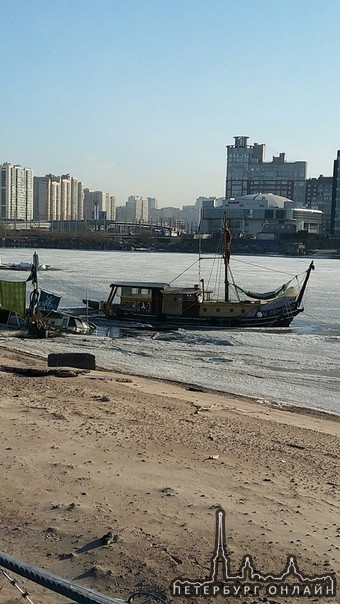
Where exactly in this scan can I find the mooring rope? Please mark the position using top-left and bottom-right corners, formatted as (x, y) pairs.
(0, 551), (125, 604)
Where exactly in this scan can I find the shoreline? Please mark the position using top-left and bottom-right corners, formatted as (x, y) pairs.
(1, 341), (340, 423)
(2, 234), (340, 256)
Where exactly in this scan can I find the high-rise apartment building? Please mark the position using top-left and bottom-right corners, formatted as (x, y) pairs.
(126, 196), (154, 222)
(331, 150), (340, 236)
(116, 196), (156, 224)
(69, 176), (83, 220)
(226, 136), (306, 204)
(83, 189), (116, 221)
(305, 175), (333, 234)
(33, 174), (84, 221)
(33, 174), (60, 221)
(0, 162), (33, 223)
(108, 196), (116, 221)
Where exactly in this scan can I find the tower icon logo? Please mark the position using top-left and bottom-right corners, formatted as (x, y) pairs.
(171, 509), (336, 598)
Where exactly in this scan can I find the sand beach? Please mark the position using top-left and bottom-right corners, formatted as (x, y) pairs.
(0, 345), (339, 603)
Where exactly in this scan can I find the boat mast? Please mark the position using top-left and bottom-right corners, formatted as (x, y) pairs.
(223, 151), (231, 303)
(198, 231), (202, 284)
(223, 213), (231, 302)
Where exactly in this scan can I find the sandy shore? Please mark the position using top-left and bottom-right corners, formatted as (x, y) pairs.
(0, 346), (339, 603)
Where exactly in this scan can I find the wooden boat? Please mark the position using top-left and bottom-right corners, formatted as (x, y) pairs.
(103, 217), (315, 329)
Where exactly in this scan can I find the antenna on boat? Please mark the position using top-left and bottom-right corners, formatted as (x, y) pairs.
(85, 290), (89, 323)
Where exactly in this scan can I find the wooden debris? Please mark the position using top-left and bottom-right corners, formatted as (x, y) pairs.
(0, 365), (88, 378)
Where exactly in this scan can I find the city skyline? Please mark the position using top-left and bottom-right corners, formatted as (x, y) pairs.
(2, 0), (340, 207)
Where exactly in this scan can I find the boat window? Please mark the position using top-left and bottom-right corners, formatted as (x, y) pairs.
(134, 288), (150, 297)
(121, 287), (150, 298)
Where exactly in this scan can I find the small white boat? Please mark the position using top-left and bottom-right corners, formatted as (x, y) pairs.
(0, 260), (50, 271)
(40, 311), (97, 335)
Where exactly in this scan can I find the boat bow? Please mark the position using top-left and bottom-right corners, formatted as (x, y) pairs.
(296, 261), (315, 307)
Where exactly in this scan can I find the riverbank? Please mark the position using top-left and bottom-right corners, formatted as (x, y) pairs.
(2, 229), (340, 255)
(0, 347), (339, 603)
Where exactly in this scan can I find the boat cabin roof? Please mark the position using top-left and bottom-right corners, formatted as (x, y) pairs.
(161, 286), (200, 295)
(109, 281), (169, 290)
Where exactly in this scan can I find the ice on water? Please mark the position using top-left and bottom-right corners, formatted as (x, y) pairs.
(1, 248), (339, 415)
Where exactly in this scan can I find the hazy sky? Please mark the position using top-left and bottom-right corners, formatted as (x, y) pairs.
(2, 0), (340, 207)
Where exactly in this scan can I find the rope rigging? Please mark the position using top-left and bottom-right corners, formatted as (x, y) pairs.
(169, 258), (199, 284)
(167, 224), (310, 303)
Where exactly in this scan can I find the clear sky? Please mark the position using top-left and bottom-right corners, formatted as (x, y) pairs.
(2, 0), (340, 207)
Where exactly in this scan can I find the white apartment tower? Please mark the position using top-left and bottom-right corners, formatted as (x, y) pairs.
(126, 196), (146, 222)
(125, 196), (156, 222)
(108, 195), (116, 220)
(0, 163), (33, 223)
(33, 174), (84, 221)
(33, 175), (60, 221)
(83, 189), (116, 221)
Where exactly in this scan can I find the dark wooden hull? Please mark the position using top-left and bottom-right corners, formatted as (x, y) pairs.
(108, 302), (303, 329)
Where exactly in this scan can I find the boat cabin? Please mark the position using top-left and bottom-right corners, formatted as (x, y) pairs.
(161, 286), (201, 317)
(106, 282), (168, 318)
(105, 281), (202, 319)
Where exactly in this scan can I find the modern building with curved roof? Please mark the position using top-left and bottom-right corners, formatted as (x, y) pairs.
(227, 192), (294, 209)
(199, 193), (322, 237)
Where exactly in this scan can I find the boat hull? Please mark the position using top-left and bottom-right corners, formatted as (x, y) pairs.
(106, 302), (303, 329)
